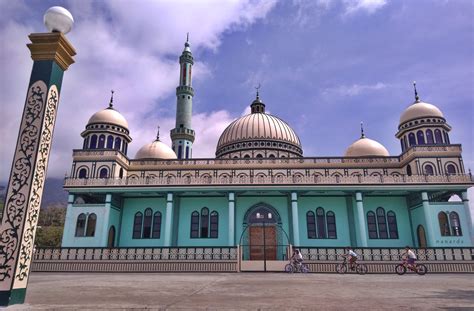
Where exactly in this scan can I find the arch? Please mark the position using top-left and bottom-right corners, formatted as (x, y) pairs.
(210, 211), (219, 238)
(201, 207), (209, 238)
(142, 208), (153, 238)
(444, 131), (450, 144)
(417, 225), (427, 248)
(243, 202), (282, 225)
(326, 211), (337, 239)
(243, 154), (251, 159)
(85, 213), (97, 237)
(449, 212), (462, 236)
(423, 164), (435, 175)
(185, 146), (190, 159)
(114, 137), (122, 150)
(178, 145), (182, 159)
(99, 167), (108, 179)
(190, 211), (199, 238)
(367, 211), (377, 239)
(256, 154), (263, 158)
(434, 129), (443, 144)
(406, 165), (412, 176)
(107, 226), (116, 248)
(83, 136), (89, 149)
(98, 134), (106, 148)
(403, 136), (408, 151)
(438, 211), (450, 236)
(376, 207), (388, 239)
(78, 168), (88, 179)
(75, 213), (86, 237)
(152, 211), (162, 238)
(316, 207), (326, 239)
(106, 135), (114, 149)
(408, 133), (416, 146)
(400, 139), (405, 152)
(268, 154), (276, 158)
(119, 168), (124, 179)
(426, 129), (434, 144)
(387, 211), (398, 239)
(90, 135), (98, 149)
(446, 163), (457, 175)
(133, 212), (143, 239)
(416, 130), (425, 145)
(306, 211), (316, 238)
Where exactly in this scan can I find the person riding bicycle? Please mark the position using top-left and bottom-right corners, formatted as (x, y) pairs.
(402, 246), (417, 270)
(291, 249), (303, 268)
(344, 247), (358, 270)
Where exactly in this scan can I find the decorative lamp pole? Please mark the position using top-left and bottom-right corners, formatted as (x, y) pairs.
(0, 6), (76, 306)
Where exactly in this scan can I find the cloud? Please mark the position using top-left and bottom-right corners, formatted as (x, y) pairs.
(323, 82), (388, 97)
(0, 0), (277, 182)
(342, 0), (388, 15)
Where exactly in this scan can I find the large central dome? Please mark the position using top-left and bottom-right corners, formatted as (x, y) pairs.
(216, 94), (302, 158)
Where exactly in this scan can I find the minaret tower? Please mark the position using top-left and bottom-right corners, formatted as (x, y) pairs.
(170, 34), (195, 159)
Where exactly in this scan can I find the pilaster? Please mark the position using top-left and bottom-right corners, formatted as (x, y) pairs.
(291, 192), (300, 246)
(421, 191), (436, 246)
(461, 191), (474, 245)
(228, 192), (235, 246)
(164, 193), (174, 246)
(355, 192), (368, 247)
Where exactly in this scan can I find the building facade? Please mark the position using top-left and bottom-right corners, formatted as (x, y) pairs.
(61, 39), (473, 257)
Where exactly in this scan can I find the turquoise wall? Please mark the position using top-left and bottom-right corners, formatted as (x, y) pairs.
(409, 205), (426, 247)
(61, 204), (108, 247)
(177, 196), (228, 246)
(108, 206), (121, 246)
(427, 203), (471, 247)
(119, 197), (167, 247)
(363, 196), (412, 247)
(298, 196), (351, 247)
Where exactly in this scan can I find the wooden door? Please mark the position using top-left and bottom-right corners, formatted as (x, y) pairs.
(107, 226), (115, 248)
(417, 225), (427, 248)
(249, 226), (277, 260)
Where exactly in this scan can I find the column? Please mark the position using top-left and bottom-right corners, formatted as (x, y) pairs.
(228, 192), (235, 246)
(461, 191), (474, 245)
(355, 192), (368, 247)
(61, 194), (75, 247)
(101, 194), (112, 246)
(0, 13), (76, 306)
(421, 191), (435, 246)
(164, 193), (174, 246)
(291, 192), (300, 246)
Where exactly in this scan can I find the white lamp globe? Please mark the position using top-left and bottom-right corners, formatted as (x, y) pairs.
(44, 6), (74, 34)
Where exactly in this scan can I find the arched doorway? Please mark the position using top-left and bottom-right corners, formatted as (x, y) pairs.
(417, 225), (427, 248)
(107, 226), (116, 248)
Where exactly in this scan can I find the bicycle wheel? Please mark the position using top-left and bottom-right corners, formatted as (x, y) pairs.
(301, 264), (309, 274)
(336, 263), (347, 274)
(356, 264), (368, 275)
(395, 264), (406, 275)
(415, 264), (427, 275)
(285, 263), (294, 273)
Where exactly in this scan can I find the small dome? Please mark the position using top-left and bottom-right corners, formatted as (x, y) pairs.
(88, 107), (129, 130)
(399, 100), (444, 125)
(135, 140), (176, 160)
(345, 137), (389, 157)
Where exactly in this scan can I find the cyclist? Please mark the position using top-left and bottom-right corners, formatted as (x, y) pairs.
(291, 249), (304, 269)
(344, 247), (358, 270)
(402, 246), (417, 270)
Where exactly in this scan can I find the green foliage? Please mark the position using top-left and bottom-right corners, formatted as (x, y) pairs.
(35, 226), (63, 247)
(35, 204), (66, 247)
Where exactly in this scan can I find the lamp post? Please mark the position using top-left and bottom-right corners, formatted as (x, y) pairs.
(0, 6), (76, 306)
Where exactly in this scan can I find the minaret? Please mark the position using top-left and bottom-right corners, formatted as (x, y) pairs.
(170, 34), (195, 159)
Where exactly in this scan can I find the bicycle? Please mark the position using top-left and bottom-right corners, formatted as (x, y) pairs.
(395, 258), (427, 275)
(336, 256), (368, 275)
(285, 260), (309, 273)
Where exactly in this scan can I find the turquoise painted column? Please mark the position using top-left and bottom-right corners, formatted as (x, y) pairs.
(228, 192), (235, 246)
(164, 193), (174, 246)
(461, 191), (474, 245)
(291, 192), (300, 246)
(421, 192), (436, 246)
(61, 194), (75, 247)
(101, 194), (112, 246)
(355, 192), (368, 247)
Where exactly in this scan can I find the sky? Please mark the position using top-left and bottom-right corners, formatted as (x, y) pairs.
(0, 0), (473, 189)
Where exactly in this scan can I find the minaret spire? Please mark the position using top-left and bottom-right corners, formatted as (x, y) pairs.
(156, 125), (160, 141)
(250, 84), (265, 113)
(413, 81), (420, 102)
(108, 90), (114, 108)
(360, 121), (365, 138)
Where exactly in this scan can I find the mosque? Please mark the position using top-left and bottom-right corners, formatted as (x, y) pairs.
(61, 38), (473, 258)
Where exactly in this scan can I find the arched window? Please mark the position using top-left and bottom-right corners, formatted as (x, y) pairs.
(98, 134), (106, 148)
(449, 212), (462, 236)
(152, 211), (162, 238)
(83, 137), (88, 149)
(446, 164), (456, 175)
(244, 154), (250, 158)
(316, 207), (326, 239)
(306, 211), (316, 239)
(201, 207), (209, 238)
(106, 135), (114, 149)
(387, 211), (398, 239)
(403, 136), (408, 151)
(178, 145), (182, 159)
(114, 137), (121, 150)
(85, 213), (96, 237)
(406, 165), (412, 176)
(268, 154), (276, 158)
(438, 212), (450, 236)
(376, 207), (388, 239)
(210, 211), (219, 238)
(426, 129), (434, 144)
(90, 135), (97, 149)
(434, 129), (443, 144)
(416, 130), (425, 145)
(367, 211), (377, 239)
(424, 164), (434, 175)
(99, 168), (108, 178)
(400, 139), (405, 152)
(326, 211), (337, 239)
(78, 168), (87, 179)
(119, 168), (124, 179)
(133, 212), (143, 239)
(185, 146), (190, 159)
(256, 154), (263, 158)
(75, 213), (86, 237)
(190, 211), (199, 238)
(408, 133), (416, 146)
(444, 131), (450, 144)
(142, 208), (152, 238)
(122, 142), (127, 154)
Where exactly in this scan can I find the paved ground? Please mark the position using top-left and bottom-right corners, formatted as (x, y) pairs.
(6, 272), (474, 310)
